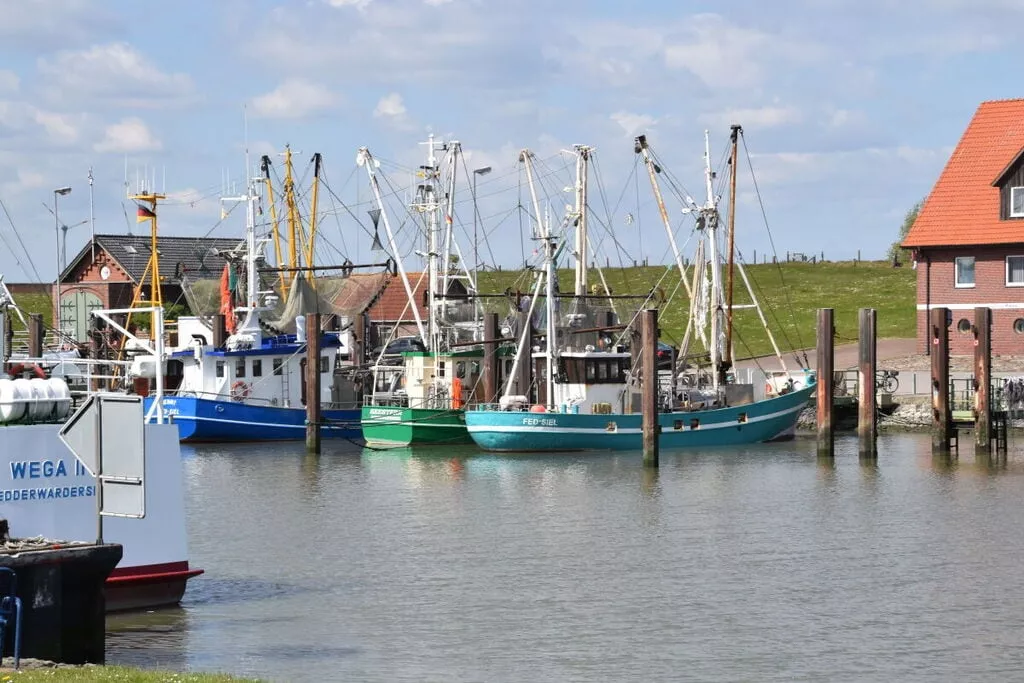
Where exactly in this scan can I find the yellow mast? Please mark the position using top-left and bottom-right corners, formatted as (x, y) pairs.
(261, 155), (287, 299)
(127, 191), (166, 339)
(283, 146), (300, 276)
(306, 153), (322, 289)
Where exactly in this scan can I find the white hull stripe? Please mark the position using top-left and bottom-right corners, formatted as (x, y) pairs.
(165, 415), (354, 431)
(467, 403), (805, 435)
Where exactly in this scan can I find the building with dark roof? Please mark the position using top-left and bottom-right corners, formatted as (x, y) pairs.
(57, 233), (242, 341)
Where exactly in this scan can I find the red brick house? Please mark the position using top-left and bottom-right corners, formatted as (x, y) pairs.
(366, 271), (467, 343)
(902, 98), (1024, 355)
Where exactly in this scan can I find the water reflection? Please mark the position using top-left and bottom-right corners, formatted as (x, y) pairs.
(110, 432), (1024, 682)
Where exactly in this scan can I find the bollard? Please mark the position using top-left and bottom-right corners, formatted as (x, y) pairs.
(305, 313), (322, 454)
(816, 308), (834, 455)
(640, 309), (659, 467)
(930, 307), (951, 451)
(974, 307), (991, 452)
(858, 308), (877, 457)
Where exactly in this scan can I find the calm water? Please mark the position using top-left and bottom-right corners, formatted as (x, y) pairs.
(106, 434), (1024, 682)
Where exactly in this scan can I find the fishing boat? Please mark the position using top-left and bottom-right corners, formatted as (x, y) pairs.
(465, 128), (815, 452)
(141, 171), (363, 442)
(0, 286), (202, 611)
(358, 137), (484, 447)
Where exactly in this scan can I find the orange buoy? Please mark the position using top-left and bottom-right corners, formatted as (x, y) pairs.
(529, 404), (546, 413)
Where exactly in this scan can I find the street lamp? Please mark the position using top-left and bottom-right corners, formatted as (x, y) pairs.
(53, 186), (71, 336)
(472, 167), (491, 278)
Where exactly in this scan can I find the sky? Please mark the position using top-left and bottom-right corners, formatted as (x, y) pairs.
(0, 0), (1022, 283)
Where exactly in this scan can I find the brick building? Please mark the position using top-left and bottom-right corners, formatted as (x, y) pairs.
(902, 98), (1024, 355)
(57, 234), (241, 342)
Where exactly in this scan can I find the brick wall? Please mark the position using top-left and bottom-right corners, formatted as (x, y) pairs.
(916, 245), (1024, 354)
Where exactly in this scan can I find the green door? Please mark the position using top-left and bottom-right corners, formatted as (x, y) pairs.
(59, 290), (102, 342)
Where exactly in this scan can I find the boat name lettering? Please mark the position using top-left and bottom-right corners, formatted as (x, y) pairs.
(522, 417), (558, 427)
(0, 485), (96, 503)
(368, 408), (403, 420)
(8, 459), (88, 480)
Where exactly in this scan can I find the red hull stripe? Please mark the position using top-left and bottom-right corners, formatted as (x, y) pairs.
(107, 560), (204, 585)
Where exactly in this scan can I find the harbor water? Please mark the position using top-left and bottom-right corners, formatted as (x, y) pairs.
(107, 434), (1024, 682)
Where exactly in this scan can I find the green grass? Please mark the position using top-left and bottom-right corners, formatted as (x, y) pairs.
(11, 292), (52, 329)
(0, 666), (257, 682)
(478, 260), (916, 359)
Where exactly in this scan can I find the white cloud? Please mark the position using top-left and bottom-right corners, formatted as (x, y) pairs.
(373, 92), (416, 130)
(250, 79), (339, 119)
(37, 42), (194, 106)
(32, 110), (80, 144)
(610, 111), (657, 137)
(699, 104), (803, 130)
(94, 117), (162, 154)
(0, 70), (18, 93)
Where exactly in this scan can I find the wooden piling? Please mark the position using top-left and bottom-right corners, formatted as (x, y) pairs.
(974, 307), (992, 452)
(305, 312), (322, 454)
(640, 308), (659, 467)
(930, 307), (951, 451)
(28, 313), (43, 357)
(482, 312), (499, 404)
(858, 308), (877, 456)
(212, 313), (226, 348)
(353, 311), (366, 367)
(816, 308), (834, 455)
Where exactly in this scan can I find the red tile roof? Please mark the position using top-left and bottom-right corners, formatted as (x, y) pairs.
(903, 99), (1024, 248)
(368, 271), (430, 322)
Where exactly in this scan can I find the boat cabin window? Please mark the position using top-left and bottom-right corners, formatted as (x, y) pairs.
(252, 359), (262, 377)
(273, 359), (283, 376)
(471, 361), (480, 378)
(216, 361), (225, 378)
(456, 361), (466, 379)
(562, 357), (626, 385)
(235, 359), (246, 378)
(319, 356), (329, 374)
(438, 361), (446, 378)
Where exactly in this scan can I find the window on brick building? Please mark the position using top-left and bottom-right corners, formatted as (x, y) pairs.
(957, 318), (971, 333)
(955, 256), (975, 288)
(1007, 256), (1024, 286)
(1012, 187), (1024, 218)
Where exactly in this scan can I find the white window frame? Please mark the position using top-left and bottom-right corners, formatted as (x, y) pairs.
(1012, 187), (1024, 218)
(954, 256), (975, 288)
(1006, 255), (1024, 287)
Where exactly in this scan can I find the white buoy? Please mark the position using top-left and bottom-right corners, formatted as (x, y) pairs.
(47, 377), (71, 420)
(0, 378), (26, 424)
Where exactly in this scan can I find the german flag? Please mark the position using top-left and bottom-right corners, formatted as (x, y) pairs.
(136, 204), (155, 222)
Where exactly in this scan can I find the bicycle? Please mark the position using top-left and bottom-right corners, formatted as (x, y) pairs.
(876, 370), (899, 393)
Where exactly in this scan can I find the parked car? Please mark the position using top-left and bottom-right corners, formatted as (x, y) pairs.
(372, 336), (427, 359)
(656, 341), (677, 369)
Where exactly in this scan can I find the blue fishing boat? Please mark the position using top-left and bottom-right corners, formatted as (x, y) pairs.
(142, 178), (362, 442)
(465, 128), (815, 453)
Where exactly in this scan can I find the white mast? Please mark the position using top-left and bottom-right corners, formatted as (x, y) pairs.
(572, 144), (591, 297)
(221, 179), (263, 348)
(88, 167), (96, 263)
(702, 130), (724, 392)
(520, 150), (556, 405)
(358, 147), (428, 343)
(417, 134), (444, 353)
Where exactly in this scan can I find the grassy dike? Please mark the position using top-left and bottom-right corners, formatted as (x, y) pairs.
(478, 260), (916, 359)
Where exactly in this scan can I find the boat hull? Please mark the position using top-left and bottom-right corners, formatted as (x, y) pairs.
(144, 395), (362, 442)
(361, 405), (471, 447)
(465, 384), (814, 452)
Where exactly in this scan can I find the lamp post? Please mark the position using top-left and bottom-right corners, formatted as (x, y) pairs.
(53, 186), (71, 335)
(472, 166), (491, 279)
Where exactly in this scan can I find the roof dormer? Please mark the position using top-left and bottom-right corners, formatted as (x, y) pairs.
(992, 146), (1024, 220)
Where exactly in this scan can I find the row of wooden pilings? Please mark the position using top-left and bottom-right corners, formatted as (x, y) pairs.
(816, 306), (1001, 457)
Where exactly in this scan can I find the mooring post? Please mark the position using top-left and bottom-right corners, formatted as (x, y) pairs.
(816, 308), (834, 455)
(212, 313), (226, 348)
(306, 312), (322, 454)
(858, 308), (877, 456)
(353, 311), (366, 367)
(640, 308), (659, 467)
(974, 306), (992, 452)
(28, 313), (43, 358)
(483, 312), (499, 404)
(930, 307), (951, 451)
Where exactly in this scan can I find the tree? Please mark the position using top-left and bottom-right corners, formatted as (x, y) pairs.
(888, 199), (924, 263)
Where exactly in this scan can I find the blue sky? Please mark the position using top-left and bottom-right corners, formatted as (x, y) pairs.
(0, 0), (1022, 282)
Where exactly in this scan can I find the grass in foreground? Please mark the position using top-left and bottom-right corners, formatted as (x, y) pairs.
(478, 260), (916, 360)
(1, 666), (259, 682)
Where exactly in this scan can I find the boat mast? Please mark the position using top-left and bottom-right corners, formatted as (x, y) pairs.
(573, 144), (591, 297)
(417, 134), (444, 353)
(701, 130), (724, 392)
(721, 124), (741, 384)
(357, 147), (428, 343)
(261, 155), (286, 299)
(283, 146), (300, 276)
(306, 153), (322, 288)
(520, 150), (556, 405)
(440, 141), (460, 309)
